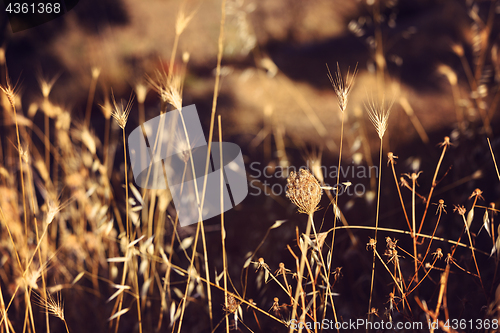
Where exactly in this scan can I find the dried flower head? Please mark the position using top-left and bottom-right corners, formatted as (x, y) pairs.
(404, 171), (423, 186)
(365, 97), (393, 139)
(366, 237), (377, 251)
(434, 199), (447, 214)
(111, 91), (134, 129)
(387, 152), (398, 165)
(432, 248), (443, 260)
(223, 294), (240, 314)
(438, 136), (452, 147)
(286, 169), (322, 214)
(453, 205), (467, 216)
(469, 188), (484, 201)
(327, 63), (358, 113)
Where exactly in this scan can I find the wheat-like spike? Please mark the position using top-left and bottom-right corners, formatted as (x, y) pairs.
(327, 62), (358, 112)
(0, 75), (20, 107)
(365, 97), (393, 139)
(111, 90), (134, 129)
(34, 291), (65, 321)
(148, 70), (183, 111)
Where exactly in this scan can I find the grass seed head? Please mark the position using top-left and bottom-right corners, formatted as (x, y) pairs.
(365, 97), (393, 140)
(286, 169), (322, 215)
(0, 75), (20, 108)
(111, 91), (134, 129)
(327, 62), (358, 113)
(34, 291), (65, 322)
(149, 70), (183, 111)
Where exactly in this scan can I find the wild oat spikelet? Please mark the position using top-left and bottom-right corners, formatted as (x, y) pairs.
(286, 169), (322, 214)
(34, 291), (65, 321)
(327, 63), (358, 112)
(149, 70), (183, 111)
(0, 75), (20, 107)
(366, 97), (393, 139)
(111, 91), (134, 129)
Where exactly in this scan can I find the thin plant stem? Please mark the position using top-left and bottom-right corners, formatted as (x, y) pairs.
(113, 128), (131, 333)
(123, 129), (129, 240)
(218, 116), (230, 333)
(45, 111), (49, 172)
(417, 140), (449, 239)
(487, 138), (500, 181)
(389, 155), (411, 232)
(368, 137), (383, 319)
(411, 174), (419, 284)
(5, 87), (29, 243)
(186, 0), (227, 330)
(408, 205), (444, 288)
(84, 74), (99, 127)
(289, 212), (313, 333)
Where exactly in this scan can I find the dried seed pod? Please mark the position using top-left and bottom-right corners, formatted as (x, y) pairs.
(286, 169), (322, 215)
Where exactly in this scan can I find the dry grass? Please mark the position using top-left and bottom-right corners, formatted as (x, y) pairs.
(1, 1), (500, 333)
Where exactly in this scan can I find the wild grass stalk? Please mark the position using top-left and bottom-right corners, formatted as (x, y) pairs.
(1, 77), (28, 240)
(405, 171), (422, 284)
(324, 63), (356, 326)
(180, 1), (227, 330)
(109, 92), (136, 333)
(34, 291), (70, 333)
(285, 169), (321, 332)
(218, 116), (231, 333)
(365, 96), (392, 319)
(23, 144), (51, 333)
(0, 283), (10, 333)
(487, 138), (500, 181)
